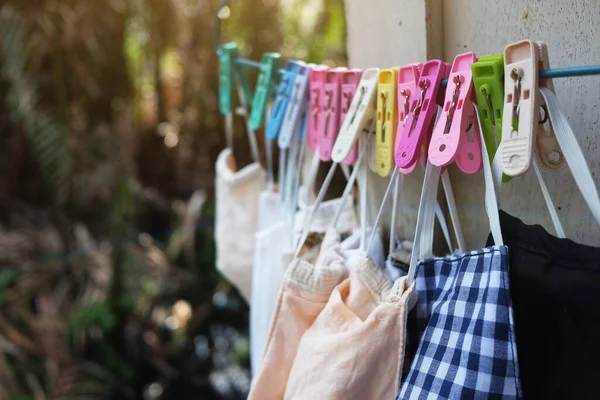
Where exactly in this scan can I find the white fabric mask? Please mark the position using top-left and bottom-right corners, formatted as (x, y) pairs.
(214, 148), (266, 303)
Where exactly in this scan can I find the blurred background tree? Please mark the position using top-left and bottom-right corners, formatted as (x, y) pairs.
(0, 0), (347, 399)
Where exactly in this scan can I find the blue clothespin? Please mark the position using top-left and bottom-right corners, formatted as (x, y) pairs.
(265, 61), (301, 140)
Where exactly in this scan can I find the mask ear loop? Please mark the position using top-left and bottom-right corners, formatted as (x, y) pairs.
(234, 66), (260, 165)
(265, 104), (275, 190)
(293, 161), (339, 258)
(295, 120), (374, 258)
(406, 105), (505, 286)
(286, 106), (310, 247)
(536, 88), (600, 235)
(331, 141), (368, 231)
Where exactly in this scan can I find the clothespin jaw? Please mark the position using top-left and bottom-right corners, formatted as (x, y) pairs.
(395, 60), (450, 170)
(340, 69), (363, 165)
(429, 52), (482, 173)
(279, 62), (311, 149)
(534, 42), (565, 170)
(375, 67), (399, 177)
(472, 54), (504, 160)
(218, 43), (239, 116)
(249, 52), (281, 130)
(501, 40), (538, 176)
(266, 61), (300, 141)
(308, 66), (329, 153)
(319, 68), (345, 161)
(331, 68), (380, 163)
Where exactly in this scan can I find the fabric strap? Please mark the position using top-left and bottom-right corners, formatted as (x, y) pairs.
(234, 69), (260, 164)
(540, 87), (600, 230)
(407, 105), (503, 284)
(532, 157), (566, 238)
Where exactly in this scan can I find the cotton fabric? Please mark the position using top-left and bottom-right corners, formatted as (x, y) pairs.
(487, 211), (600, 399)
(214, 148), (266, 302)
(248, 229), (348, 400)
(284, 258), (416, 400)
(339, 228), (385, 273)
(249, 192), (357, 375)
(399, 246), (522, 400)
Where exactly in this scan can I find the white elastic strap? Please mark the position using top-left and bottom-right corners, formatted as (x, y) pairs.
(359, 129), (375, 252)
(341, 164), (351, 181)
(279, 148), (288, 218)
(285, 128), (304, 244)
(407, 161), (441, 284)
(366, 167), (398, 255)
(359, 152), (368, 252)
(492, 142), (504, 195)
(388, 170), (403, 255)
(234, 78), (260, 164)
(540, 87), (600, 229)
(441, 171), (466, 252)
(532, 157), (566, 238)
(294, 162), (338, 257)
(433, 201), (453, 256)
(225, 113), (233, 151)
(265, 106), (274, 189)
(332, 144), (367, 230)
(305, 149), (321, 205)
(476, 104), (503, 246)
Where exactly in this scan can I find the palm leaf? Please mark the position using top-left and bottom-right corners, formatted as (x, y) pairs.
(0, 6), (71, 207)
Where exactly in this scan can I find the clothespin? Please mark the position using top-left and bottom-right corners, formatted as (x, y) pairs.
(472, 54), (505, 160)
(340, 69), (363, 165)
(331, 68), (380, 163)
(501, 40), (539, 176)
(308, 66), (329, 152)
(395, 60), (450, 170)
(429, 52), (482, 174)
(395, 63), (422, 174)
(319, 67), (346, 161)
(278, 62), (311, 149)
(374, 67), (399, 177)
(266, 61), (301, 140)
(249, 52), (281, 130)
(534, 42), (565, 170)
(218, 43), (239, 117)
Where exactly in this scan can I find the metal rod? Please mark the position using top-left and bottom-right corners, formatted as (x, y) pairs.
(539, 65), (600, 79)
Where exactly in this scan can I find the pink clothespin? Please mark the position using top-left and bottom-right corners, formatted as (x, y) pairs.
(339, 69), (363, 165)
(319, 67), (346, 161)
(396, 63), (422, 174)
(308, 66), (329, 153)
(395, 60), (450, 170)
(428, 52), (482, 174)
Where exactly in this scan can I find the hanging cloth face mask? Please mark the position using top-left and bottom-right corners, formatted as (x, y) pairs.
(280, 134), (416, 400)
(398, 106), (521, 400)
(486, 89), (600, 399)
(215, 59), (266, 303)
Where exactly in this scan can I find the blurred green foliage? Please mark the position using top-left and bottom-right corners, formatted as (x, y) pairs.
(0, 0), (348, 399)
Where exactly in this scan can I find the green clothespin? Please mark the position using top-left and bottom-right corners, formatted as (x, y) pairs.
(236, 59), (254, 109)
(218, 42), (239, 116)
(249, 53), (281, 130)
(472, 54), (511, 182)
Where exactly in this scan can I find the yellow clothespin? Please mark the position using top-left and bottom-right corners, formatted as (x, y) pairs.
(375, 67), (399, 177)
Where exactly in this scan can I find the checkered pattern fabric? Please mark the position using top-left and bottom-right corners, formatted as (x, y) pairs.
(398, 245), (522, 399)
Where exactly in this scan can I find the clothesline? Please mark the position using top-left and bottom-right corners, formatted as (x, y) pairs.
(233, 57), (600, 86)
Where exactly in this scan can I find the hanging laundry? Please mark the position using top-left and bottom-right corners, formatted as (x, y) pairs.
(284, 260), (415, 400)
(398, 246), (521, 399)
(248, 229), (348, 400)
(214, 148), (266, 302)
(487, 211), (600, 399)
(250, 189), (357, 374)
